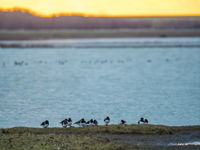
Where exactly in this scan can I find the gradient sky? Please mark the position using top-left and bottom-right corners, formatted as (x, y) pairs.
(0, 0), (200, 16)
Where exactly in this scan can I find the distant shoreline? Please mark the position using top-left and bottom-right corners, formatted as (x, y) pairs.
(1, 34), (200, 48)
(0, 29), (200, 41)
(0, 34), (200, 48)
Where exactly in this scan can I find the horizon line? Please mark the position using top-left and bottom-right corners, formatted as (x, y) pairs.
(1, 7), (200, 18)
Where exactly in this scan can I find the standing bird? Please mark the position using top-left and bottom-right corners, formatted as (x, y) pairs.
(94, 119), (98, 126)
(138, 117), (144, 124)
(80, 118), (87, 127)
(60, 119), (68, 128)
(138, 117), (148, 124)
(87, 119), (94, 126)
(67, 118), (72, 127)
(41, 120), (49, 128)
(74, 118), (82, 126)
(120, 120), (126, 125)
(74, 118), (86, 127)
(144, 119), (148, 124)
(104, 116), (110, 126)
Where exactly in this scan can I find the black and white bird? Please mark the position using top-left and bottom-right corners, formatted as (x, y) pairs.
(67, 118), (72, 127)
(60, 119), (68, 128)
(86, 119), (95, 126)
(138, 117), (148, 124)
(41, 120), (49, 128)
(94, 119), (98, 126)
(104, 116), (110, 126)
(120, 120), (126, 125)
(80, 118), (87, 127)
(74, 119), (81, 126)
(74, 118), (86, 127)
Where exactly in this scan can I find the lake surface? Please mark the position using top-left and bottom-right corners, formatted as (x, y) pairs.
(0, 38), (200, 128)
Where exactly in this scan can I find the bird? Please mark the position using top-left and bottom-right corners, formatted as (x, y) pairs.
(144, 119), (148, 124)
(104, 116), (110, 126)
(94, 119), (98, 126)
(86, 119), (94, 126)
(41, 120), (49, 128)
(60, 119), (68, 128)
(67, 118), (72, 127)
(74, 118), (86, 127)
(74, 119), (81, 126)
(138, 117), (144, 124)
(120, 120), (126, 125)
(80, 118), (87, 127)
(138, 117), (148, 124)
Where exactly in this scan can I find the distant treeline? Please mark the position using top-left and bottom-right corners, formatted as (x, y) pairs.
(0, 10), (200, 30)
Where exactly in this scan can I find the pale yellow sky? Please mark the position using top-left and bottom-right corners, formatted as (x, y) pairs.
(0, 0), (200, 16)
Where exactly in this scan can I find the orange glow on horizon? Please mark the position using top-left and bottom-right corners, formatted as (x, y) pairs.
(0, 0), (200, 17)
(1, 7), (200, 18)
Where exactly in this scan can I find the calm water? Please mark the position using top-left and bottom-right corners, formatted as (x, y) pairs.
(0, 38), (200, 128)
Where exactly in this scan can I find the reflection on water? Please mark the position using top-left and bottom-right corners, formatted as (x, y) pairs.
(1, 37), (200, 48)
(0, 38), (200, 128)
(169, 141), (200, 146)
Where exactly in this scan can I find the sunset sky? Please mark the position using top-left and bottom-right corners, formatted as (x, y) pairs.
(0, 0), (200, 16)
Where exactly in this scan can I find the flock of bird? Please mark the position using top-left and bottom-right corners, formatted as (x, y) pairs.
(40, 117), (149, 128)
(1, 58), (171, 67)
